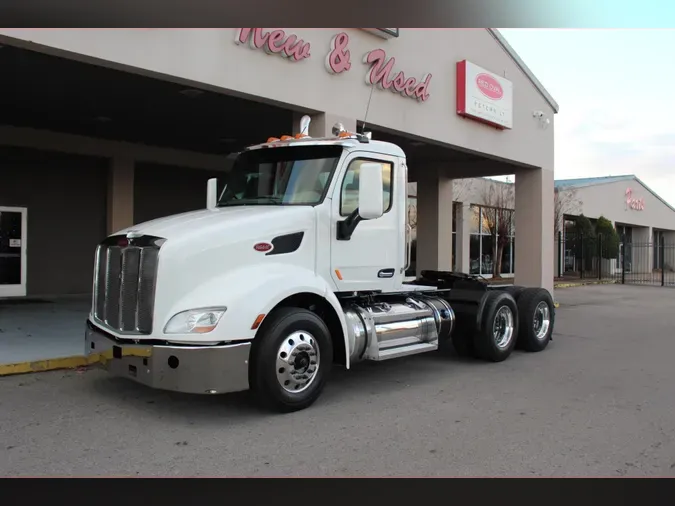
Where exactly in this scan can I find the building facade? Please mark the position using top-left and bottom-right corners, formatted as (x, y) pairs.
(407, 174), (675, 279)
(0, 28), (558, 299)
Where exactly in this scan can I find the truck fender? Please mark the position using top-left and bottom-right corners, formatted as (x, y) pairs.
(165, 263), (352, 369)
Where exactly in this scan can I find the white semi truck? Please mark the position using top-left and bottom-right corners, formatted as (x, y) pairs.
(85, 116), (555, 413)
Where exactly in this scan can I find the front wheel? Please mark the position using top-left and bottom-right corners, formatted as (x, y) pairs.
(249, 307), (333, 413)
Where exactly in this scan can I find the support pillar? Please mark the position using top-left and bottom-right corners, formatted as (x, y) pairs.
(292, 112), (357, 137)
(514, 168), (554, 293)
(415, 167), (454, 277)
(107, 157), (135, 235)
(455, 202), (472, 274)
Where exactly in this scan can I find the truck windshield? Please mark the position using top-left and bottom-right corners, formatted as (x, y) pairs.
(218, 145), (344, 206)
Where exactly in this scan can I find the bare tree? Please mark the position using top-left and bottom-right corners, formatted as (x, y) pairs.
(479, 180), (515, 278)
(452, 178), (474, 204)
(554, 186), (582, 234)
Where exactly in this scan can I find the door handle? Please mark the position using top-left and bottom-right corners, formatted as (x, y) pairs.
(378, 268), (395, 278)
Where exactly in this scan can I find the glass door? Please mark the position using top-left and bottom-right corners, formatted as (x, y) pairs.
(0, 207), (27, 297)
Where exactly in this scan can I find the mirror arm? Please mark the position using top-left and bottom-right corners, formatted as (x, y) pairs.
(336, 208), (363, 241)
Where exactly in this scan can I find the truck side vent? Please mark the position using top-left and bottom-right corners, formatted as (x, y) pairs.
(92, 235), (163, 335)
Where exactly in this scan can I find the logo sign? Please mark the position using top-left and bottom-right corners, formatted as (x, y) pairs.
(625, 188), (645, 211)
(456, 60), (513, 130)
(253, 242), (273, 252)
(476, 73), (503, 100)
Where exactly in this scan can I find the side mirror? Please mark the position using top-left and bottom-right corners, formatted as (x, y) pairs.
(206, 178), (218, 210)
(357, 163), (384, 220)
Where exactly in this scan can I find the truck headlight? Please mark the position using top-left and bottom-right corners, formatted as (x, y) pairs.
(164, 307), (227, 334)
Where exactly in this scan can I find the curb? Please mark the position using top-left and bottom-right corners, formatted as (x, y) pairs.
(0, 353), (102, 377)
(554, 280), (618, 289)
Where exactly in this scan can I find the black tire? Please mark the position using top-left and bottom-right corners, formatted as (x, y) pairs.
(473, 291), (519, 362)
(249, 307), (333, 413)
(503, 285), (526, 301)
(515, 288), (555, 352)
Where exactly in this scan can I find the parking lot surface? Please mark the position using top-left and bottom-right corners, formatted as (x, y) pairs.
(1, 284), (675, 477)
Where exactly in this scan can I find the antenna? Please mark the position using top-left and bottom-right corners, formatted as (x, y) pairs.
(361, 83), (375, 134)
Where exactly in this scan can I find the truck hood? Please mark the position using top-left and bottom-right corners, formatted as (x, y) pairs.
(115, 205), (314, 242)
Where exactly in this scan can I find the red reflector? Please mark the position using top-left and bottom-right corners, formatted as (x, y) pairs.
(118, 238), (129, 247)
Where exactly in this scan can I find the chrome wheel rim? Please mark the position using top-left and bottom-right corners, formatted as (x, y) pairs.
(533, 301), (551, 340)
(493, 306), (515, 349)
(276, 331), (320, 394)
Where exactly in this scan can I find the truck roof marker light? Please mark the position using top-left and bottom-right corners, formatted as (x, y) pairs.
(251, 314), (266, 330)
(280, 135), (293, 141)
(295, 133), (309, 139)
(267, 137), (280, 143)
(335, 269), (343, 280)
(332, 122), (346, 136)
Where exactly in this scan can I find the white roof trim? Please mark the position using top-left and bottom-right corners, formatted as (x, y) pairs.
(487, 29), (559, 114)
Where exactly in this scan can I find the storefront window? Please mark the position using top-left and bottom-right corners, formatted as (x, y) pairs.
(469, 205), (480, 235)
(469, 204), (515, 277)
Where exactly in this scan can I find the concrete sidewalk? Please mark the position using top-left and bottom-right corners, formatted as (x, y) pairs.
(0, 296), (89, 373)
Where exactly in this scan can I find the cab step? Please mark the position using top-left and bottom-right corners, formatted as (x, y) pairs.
(370, 342), (438, 361)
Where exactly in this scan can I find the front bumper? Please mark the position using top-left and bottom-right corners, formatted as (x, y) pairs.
(85, 320), (252, 395)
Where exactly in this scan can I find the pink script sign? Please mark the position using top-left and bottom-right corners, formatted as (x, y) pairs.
(235, 28), (311, 62)
(363, 48), (432, 102)
(234, 29), (432, 102)
(625, 188), (645, 211)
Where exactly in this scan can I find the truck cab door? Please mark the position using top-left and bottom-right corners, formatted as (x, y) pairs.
(329, 152), (402, 292)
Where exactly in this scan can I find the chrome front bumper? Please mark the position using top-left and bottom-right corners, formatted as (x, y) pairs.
(85, 320), (252, 395)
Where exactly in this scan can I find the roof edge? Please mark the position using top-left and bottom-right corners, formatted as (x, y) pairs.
(486, 29), (559, 114)
(557, 175), (675, 214)
(632, 175), (675, 214)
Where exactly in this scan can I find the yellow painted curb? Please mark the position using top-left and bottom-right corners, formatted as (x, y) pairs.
(0, 353), (102, 377)
(555, 280), (618, 289)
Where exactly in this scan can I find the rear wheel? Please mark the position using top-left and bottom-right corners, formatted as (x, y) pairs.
(515, 288), (555, 352)
(249, 307), (333, 413)
(473, 292), (519, 362)
(503, 285), (525, 301)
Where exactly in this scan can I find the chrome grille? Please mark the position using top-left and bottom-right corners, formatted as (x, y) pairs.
(93, 235), (163, 334)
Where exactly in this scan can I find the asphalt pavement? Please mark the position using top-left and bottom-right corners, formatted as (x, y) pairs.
(2, 284), (675, 477)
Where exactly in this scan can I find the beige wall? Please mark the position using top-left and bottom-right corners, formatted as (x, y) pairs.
(562, 180), (675, 230)
(0, 28), (555, 170)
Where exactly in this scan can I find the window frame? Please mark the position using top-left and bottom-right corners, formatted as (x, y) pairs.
(338, 157), (395, 218)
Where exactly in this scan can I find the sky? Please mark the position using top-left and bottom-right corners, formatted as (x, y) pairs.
(498, 29), (675, 207)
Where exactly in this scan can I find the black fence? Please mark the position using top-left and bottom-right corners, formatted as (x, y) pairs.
(556, 232), (675, 287)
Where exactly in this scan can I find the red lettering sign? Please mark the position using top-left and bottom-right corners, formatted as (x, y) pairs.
(625, 188), (645, 211)
(363, 49), (431, 101)
(235, 28), (311, 62)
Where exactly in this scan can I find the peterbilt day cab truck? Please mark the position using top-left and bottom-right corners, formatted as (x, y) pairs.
(85, 116), (555, 413)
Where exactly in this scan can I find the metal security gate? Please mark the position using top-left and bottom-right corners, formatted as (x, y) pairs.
(556, 230), (675, 288)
